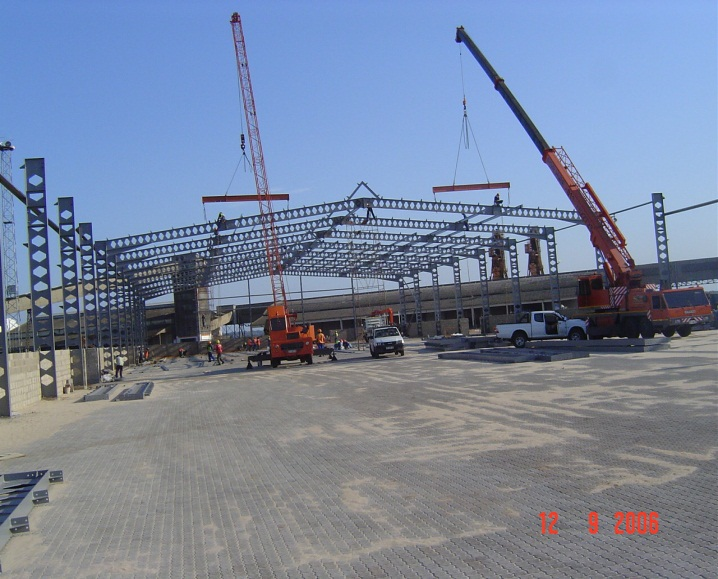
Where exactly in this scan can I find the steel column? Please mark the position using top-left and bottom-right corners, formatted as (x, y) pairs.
(58, 198), (83, 348)
(477, 249), (491, 334)
(94, 240), (112, 357)
(398, 279), (407, 333)
(412, 271), (423, 338)
(24, 158), (58, 398)
(452, 257), (464, 334)
(651, 192), (672, 289)
(79, 223), (99, 347)
(507, 240), (523, 321)
(544, 227), (561, 310)
(431, 267), (442, 336)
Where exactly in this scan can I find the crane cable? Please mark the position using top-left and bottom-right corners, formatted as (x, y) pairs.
(453, 49), (491, 188)
(216, 56), (254, 210)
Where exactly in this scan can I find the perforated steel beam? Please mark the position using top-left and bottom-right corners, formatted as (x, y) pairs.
(477, 249), (491, 334)
(507, 240), (523, 321)
(412, 271), (423, 338)
(79, 223), (99, 347)
(544, 227), (561, 310)
(431, 267), (441, 336)
(24, 158), (57, 398)
(651, 192), (672, 289)
(453, 257), (464, 334)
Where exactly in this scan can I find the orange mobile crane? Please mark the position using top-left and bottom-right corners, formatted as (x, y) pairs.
(456, 27), (712, 338)
(231, 13), (315, 366)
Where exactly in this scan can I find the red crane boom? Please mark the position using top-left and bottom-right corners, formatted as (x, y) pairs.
(231, 12), (287, 307)
(229, 13), (316, 367)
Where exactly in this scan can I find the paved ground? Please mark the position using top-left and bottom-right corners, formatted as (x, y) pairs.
(1, 332), (716, 578)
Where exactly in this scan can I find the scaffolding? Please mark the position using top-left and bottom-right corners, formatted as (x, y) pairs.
(0, 141), (22, 352)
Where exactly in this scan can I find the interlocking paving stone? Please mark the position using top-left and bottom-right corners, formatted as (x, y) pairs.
(0, 333), (715, 577)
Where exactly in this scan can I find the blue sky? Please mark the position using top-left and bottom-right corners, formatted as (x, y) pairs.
(2, 0), (717, 304)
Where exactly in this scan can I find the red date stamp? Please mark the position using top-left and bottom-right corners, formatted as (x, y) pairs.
(539, 511), (659, 535)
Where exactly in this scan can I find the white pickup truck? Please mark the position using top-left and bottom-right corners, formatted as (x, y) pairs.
(495, 311), (588, 348)
(369, 326), (405, 358)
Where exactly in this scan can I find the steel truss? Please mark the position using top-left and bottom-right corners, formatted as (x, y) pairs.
(104, 185), (575, 310)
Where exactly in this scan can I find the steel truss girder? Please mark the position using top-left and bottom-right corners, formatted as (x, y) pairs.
(116, 225), (519, 294)
(104, 194), (580, 254)
(103, 189), (576, 300)
(126, 231), (519, 300)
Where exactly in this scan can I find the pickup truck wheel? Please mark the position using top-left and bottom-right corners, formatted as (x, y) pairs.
(270, 358), (280, 368)
(305, 355), (313, 365)
(677, 325), (692, 337)
(511, 331), (528, 348)
(567, 328), (586, 341)
(400, 350), (405, 356)
(662, 327), (676, 337)
(370, 347), (379, 358)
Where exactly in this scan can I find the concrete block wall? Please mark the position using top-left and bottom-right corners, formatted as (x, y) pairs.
(84, 349), (103, 386)
(55, 350), (72, 392)
(69, 350), (87, 388)
(8, 352), (42, 412)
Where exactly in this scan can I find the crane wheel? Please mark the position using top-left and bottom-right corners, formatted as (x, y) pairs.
(677, 325), (692, 337)
(621, 318), (640, 339)
(639, 318), (656, 339)
(662, 327), (676, 338)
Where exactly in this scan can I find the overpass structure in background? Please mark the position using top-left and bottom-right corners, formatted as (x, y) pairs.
(1, 162), (717, 416)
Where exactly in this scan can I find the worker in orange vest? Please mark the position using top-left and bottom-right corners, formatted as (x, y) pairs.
(316, 329), (326, 350)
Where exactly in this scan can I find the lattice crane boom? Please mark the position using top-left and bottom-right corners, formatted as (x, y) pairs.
(231, 12), (287, 308)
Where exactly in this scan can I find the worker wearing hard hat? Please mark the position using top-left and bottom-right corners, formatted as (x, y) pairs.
(316, 329), (326, 350)
(215, 339), (224, 365)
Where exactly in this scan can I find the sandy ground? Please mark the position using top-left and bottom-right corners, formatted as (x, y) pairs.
(0, 388), (99, 453)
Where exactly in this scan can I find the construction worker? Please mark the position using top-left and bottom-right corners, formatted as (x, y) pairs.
(215, 340), (224, 365)
(114, 352), (124, 379)
(316, 329), (326, 350)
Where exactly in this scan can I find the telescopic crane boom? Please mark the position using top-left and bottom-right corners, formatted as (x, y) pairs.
(455, 26), (712, 339)
(456, 27), (636, 290)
